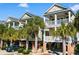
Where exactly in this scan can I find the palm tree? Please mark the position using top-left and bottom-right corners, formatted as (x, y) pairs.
(18, 26), (29, 50)
(67, 23), (76, 40)
(73, 10), (79, 44)
(5, 27), (17, 46)
(73, 10), (79, 54)
(66, 23), (77, 55)
(59, 23), (69, 55)
(0, 24), (7, 48)
(59, 23), (76, 55)
(27, 16), (45, 52)
(50, 28), (60, 37)
(74, 10), (79, 32)
(49, 27), (61, 52)
(50, 23), (73, 55)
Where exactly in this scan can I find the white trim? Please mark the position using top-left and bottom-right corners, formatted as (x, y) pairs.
(43, 17), (46, 23)
(44, 3), (67, 15)
(13, 22), (15, 27)
(44, 29), (49, 31)
(77, 32), (79, 41)
(44, 4), (54, 14)
(8, 23), (10, 28)
(54, 14), (57, 31)
(55, 14), (57, 25)
(68, 11), (71, 22)
(43, 29), (45, 42)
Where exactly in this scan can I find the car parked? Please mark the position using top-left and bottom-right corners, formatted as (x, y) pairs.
(6, 45), (19, 52)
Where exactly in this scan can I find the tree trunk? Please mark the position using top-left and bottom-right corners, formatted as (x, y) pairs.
(48, 42), (51, 50)
(43, 41), (46, 52)
(10, 40), (12, 46)
(38, 42), (40, 49)
(32, 41), (35, 52)
(35, 35), (38, 52)
(0, 40), (3, 48)
(5, 42), (8, 48)
(67, 43), (72, 55)
(67, 43), (75, 55)
(43, 29), (47, 52)
(62, 39), (66, 55)
(26, 40), (28, 50)
(19, 41), (21, 47)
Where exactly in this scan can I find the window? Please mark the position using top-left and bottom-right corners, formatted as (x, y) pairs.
(15, 22), (19, 26)
(45, 31), (49, 36)
(10, 22), (13, 26)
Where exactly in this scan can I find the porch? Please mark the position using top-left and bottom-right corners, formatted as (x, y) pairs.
(45, 18), (69, 28)
(44, 9), (75, 28)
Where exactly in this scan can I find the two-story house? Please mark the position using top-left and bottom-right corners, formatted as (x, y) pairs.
(5, 12), (42, 50)
(6, 12), (35, 30)
(43, 4), (75, 54)
(0, 4), (77, 54)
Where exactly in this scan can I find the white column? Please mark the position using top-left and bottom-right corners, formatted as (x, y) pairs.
(38, 27), (41, 39)
(54, 14), (57, 31)
(19, 22), (23, 28)
(25, 20), (27, 24)
(8, 23), (10, 28)
(68, 11), (71, 22)
(19, 22), (21, 26)
(43, 29), (45, 42)
(26, 40), (28, 50)
(77, 32), (79, 42)
(13, 22), (15, 27)
(43, 17), (46, 23)
(43, 29), (47, 52)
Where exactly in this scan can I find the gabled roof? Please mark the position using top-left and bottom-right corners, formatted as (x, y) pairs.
(0, 21), (6, 24)
(54, 4), (67, 9)
(20, 12), (35, 20)
(44, 3), (75, 16)
(45, 3), (68, 14)
(7, 17), (19, 22)
(25, 12), (35, 17)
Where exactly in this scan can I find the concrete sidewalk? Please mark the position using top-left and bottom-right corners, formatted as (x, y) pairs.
(0, 49), (22, 55)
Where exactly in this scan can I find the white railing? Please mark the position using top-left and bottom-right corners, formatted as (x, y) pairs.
(46, 20), (55, 25)
(45, 36), (73, 43)
(45, 36), (62, 42)
(45, 18), (69, 28)
(12, 26), (20, 30)
(61, 19), (69, 23)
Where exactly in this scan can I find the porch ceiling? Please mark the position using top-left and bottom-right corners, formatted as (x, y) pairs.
(44, 10), (69, 19)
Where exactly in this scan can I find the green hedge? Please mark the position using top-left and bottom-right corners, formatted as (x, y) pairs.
(18, 47), (31, 55)
(18, 47), (24, 53)
(22, 49), (31, 55)
(75, 44), (79, 54)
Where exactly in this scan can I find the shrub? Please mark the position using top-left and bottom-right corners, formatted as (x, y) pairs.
(18, 48), (24, 53)
(1, 45), (6, 50)
(22, 49), (31, 55)
(75, 44), (79, 54)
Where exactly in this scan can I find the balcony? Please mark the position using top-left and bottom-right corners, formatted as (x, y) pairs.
(45, 19), (69, 28)
(45, 36), (62, 42)
(45, 36), (73, 43)
(12, 26), (19, 30)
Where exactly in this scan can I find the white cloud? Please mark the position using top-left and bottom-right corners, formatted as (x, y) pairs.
(70, 4), (79, 13)
(18, 3), (28, 8)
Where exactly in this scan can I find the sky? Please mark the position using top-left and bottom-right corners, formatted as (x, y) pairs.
(0, 3), (79, 21)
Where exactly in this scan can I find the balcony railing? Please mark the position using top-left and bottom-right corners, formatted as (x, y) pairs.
(45, 19), (69, 27)
(45, 36), (73, 43)
(45, 36), (62, 42)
